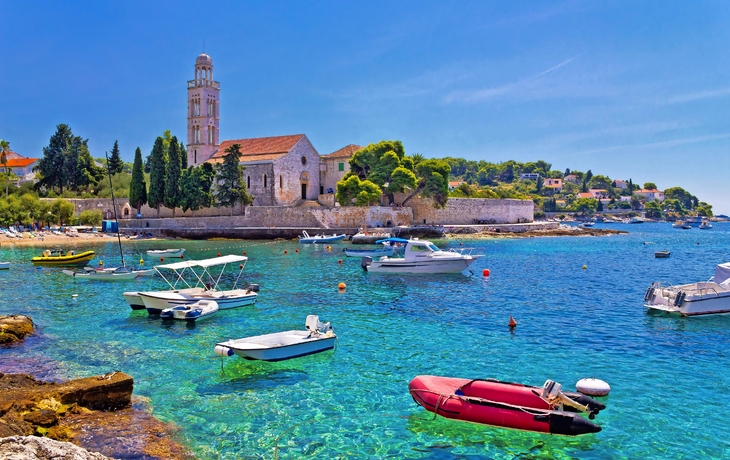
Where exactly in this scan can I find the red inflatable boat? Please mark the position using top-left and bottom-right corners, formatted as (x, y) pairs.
(408, 375), (604, 436)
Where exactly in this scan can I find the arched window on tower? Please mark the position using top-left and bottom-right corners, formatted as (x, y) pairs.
(247, 176), (250, 189)
(264, 174), (267, 188)
(194, 150), (197, 164)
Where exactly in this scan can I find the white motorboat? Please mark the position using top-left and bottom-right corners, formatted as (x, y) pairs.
(214, 315), (336, 361)
(138, 254), (258, 314)
(160, 300), (219, 322)
(628, 217), (644, 224)
(122, 287), (206, 310)
(298, 230), (347, 244)
(63, 266), (154, 280)
(147, 248), (186, 258)
(0, 262), (9, 270)
(644, 263), (730, 316)
(699, 220), (713, 230)
(578, 221), (595, 228)
(361, 238), (481, 274)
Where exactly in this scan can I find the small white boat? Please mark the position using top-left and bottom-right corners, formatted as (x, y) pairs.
(578, 221), (595, 228)
(361, 238), (481, 274)
(0, 262), (9, 270)
(123, 287), (207, 310)
(63, 266), (154, 280)
(147, 248), (186, 258)
(645, 263), (730, 316)
(298, 230), (347, 244)
(699, 221), (713, 230)
(160, 300), (219, 322)
(215, 315), (336, 361)
(628, 217), (644, 224)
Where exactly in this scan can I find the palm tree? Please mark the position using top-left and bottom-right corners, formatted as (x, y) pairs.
(0, 139), (9, 198)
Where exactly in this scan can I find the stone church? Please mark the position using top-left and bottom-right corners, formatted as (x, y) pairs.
(186, 53), (356, 207)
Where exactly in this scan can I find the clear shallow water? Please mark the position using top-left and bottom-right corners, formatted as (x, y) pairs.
(2, 224), (730, 459)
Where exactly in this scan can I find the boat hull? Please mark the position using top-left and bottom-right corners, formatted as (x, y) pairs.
(645, 283), (730, 316)
(140, 289), (257, 314)
(408, 375), (602, 436)
(299, 235), (347, 244)
(31, 250), (96, 266)
(0, 262), (9, 270)
(365, 256), (477, 273)
(147, 249), (185, 258)
(218, 331), (336, 361)
(64, 269), (153, 280)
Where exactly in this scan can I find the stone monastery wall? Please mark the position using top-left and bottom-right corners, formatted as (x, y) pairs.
(46, 197), (533, 228)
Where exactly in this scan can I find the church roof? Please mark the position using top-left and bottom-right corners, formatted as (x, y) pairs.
(209, 134), (305, 163)
(5, 158), (38, 168)
(324, 144), (363, 159)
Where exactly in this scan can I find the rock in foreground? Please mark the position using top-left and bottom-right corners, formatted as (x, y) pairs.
(0, 436), (111, 460)
(0, 315), (34, 345)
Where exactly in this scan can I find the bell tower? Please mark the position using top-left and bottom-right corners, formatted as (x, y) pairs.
(187, 53), (220, 166)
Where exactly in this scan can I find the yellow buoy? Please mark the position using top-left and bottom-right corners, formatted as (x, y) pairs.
(99, 260), (103, 266)
(582, 265), (587, 270)
(139, 259), (144, 265)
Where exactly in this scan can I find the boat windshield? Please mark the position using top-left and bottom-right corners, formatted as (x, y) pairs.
(427, 243), (440, 252)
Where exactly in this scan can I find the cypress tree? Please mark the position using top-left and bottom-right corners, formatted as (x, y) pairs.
(108, 140), (124, 174)
(164, 136), (182, 217)
(215, 144), (252, 215)
(180, 141), (188, 169)
(129, 147), (147, 214)
(148, 137), (167, 217)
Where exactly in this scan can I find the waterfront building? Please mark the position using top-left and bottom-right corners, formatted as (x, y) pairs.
(320, 144), (362, 195)
(207, 134), (321, 206)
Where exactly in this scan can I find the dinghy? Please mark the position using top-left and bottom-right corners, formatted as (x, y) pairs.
(160, 300), (219, 322)
(214, 315), (336, 361)
(31, 249), (96, 266)
(147, 248), (186, 258)
(408, 375), (604, 436)
(298, 230), (347, 244)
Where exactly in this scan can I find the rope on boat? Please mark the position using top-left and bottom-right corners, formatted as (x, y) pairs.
(408, 388), (554, 416)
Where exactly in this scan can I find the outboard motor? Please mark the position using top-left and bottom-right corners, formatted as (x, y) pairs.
(248, 284), (260, 292)
(361, 256), (372, 271)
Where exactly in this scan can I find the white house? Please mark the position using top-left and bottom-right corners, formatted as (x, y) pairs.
(520, 173), (541, 181)
(635, 189), (665, 202)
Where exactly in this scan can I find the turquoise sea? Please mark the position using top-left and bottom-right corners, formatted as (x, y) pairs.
(2, 223), (730, 459)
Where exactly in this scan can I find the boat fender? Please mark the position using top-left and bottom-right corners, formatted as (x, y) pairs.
(575, 378), (611, 397)
(673, 291), (686, 307)
(644, 286), (655, 301)
(214, 345), (233, 357)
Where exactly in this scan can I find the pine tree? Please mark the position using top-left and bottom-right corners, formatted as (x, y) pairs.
(215, 144), (252, 214)
(164, 136), (182, 217)
(129, 147), (147, 214)
(37, 124), (74, 193)
(108, 140), (124, 174)
(147, 137), (167, 217)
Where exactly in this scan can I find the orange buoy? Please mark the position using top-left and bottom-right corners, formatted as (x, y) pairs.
(284, 250), (288, 254)
(180, 254), (184, 259)
(160, 257), (164, 262)
(239, 264), (243, 269)
(483, 269), (490, 277)
(243, 251), (247, 256)
(295, 249), (299, 253)
(508, 315), (517, 328)
(217, 252), (221, 257)
(338, 259), (343, 264)
(338, 282), (346, 290)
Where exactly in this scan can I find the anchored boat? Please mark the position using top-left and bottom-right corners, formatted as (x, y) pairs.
(215, 315), (336, 361)
(409, 375), (604, 436)
(361, 238), (480, 274)
(298, 230), (347, 244)
(160, 300), (219, 322)
(31, 249), (95, 266)
(147, 248), (186, 258)
(644, 262), (730, 316)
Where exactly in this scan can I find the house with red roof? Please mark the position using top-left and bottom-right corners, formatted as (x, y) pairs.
(320, 144), (363, 195)
(1, 151), (39, 181)
(635, 189), (665, 202)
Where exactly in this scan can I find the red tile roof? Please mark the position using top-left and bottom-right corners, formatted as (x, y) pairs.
(5, 158), (37, 167)
(325, 144), (363, 159)
(209, 134), (305, 162)
(577, 192), (594, 198)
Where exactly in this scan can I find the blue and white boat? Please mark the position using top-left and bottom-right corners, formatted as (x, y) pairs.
(298, 230), (347, 244)
(343, 246), (396, 258)
(160, 300), (219, 322)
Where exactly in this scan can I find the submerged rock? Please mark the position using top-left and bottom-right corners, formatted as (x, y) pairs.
(0, 315), (34, 345)
(0, 436), (111, 460)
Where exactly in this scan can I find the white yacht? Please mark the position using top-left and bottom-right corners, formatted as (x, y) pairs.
(361, 238), (481, 274)
(644, 263), (730, 316)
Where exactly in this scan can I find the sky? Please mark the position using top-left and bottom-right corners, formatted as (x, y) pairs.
(1, 1), (729, 212)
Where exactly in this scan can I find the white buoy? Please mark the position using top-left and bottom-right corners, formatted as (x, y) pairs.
(72, 294), (78, 298)
(576, 378), (611, 396)
(214, 345), (233, 357)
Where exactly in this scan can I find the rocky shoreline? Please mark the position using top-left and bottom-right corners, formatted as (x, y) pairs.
(0, 315), (193, 459)
(445, 226), (627, 238)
